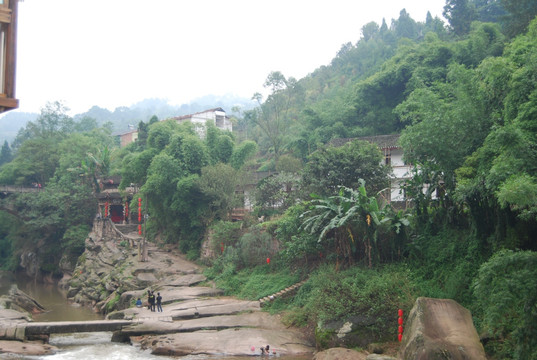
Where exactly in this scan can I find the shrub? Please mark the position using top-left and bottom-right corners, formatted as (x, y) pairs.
(105, 292), (121, 313)
(296, 264), (417, 340)
(239, 227), (273, 268)
(473, 249), (537, 360)
(208, 220), (243, 255)
(275, 204), (322, 268)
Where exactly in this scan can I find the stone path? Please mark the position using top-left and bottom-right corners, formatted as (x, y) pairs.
(81, 221), (315, 357)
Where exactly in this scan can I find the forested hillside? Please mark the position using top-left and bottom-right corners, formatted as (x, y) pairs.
(1, 0), (537, 358)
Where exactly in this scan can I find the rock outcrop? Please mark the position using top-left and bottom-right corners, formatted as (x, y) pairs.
(399, 297), (486, 360)
(0, 289), (55, 356)
(0, 285), (45, 315)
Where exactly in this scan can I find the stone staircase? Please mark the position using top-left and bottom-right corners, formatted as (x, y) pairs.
(258, 279), (308, 306)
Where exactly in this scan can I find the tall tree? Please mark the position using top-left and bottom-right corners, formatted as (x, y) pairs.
(443, 0), (477, 36)
(0, 140), (12, 166)
(501, 0), (537, 37)
(248, 71), (299, 161)
(391, 9), (419, 40)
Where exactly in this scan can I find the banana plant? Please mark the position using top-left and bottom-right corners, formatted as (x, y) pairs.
(301, 179), (390, 268)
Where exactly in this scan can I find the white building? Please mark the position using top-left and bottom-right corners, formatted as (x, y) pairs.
(171, 107), (233, 136)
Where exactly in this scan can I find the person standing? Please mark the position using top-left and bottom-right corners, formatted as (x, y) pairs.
(148, 291), (155, 312)
(156, 292), (163, 312)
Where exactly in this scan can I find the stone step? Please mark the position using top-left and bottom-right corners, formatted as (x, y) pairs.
(258, 279), (308, 306)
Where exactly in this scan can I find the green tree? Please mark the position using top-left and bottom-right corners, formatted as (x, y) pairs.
(197, 163), (239, 221)
(301, 140), (389, 197)
(501, 0), (537, 37)
(119, 148), (159, 189)
(147, 120), (178, 151)
(454, 18), (537, 246)
(248, 71), (300, 160)
(471, 0), (506, 23)
(397, 64), (492, 201)
(0, 140), (12, 166)
(229, 140), (257, 169)
(443, 0), (477, 36)
(361, 22), (379, 41)
(391, 9), (419, 40)
(15, 101), (74, 144)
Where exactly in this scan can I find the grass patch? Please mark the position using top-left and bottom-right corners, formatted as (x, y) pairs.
(208, 264), (301, 300)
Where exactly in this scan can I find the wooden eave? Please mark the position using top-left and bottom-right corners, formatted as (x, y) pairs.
(0, 0), (19, 113)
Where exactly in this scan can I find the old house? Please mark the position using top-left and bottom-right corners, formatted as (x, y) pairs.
(117, 129), (138, 148)
(170, 107), (232, 136)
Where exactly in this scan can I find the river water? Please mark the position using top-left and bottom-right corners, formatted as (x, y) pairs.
(1, 278), (310, 360)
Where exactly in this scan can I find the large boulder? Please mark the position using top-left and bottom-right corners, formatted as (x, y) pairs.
(5, 285), (46, 315)
(399, 297), (486, 360)
(315, 314), (378, 348)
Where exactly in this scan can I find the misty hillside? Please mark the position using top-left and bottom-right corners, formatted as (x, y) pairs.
(0, 94), (255, 144)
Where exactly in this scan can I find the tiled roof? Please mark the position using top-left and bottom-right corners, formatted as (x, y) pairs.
(170, 107), (225, 121)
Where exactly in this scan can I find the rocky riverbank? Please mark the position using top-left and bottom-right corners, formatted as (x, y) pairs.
(61, 220), (317, 357)
(0, 285), (57, 356)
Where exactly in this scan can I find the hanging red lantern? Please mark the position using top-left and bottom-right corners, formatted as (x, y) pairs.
(398, 333), (403, 342)
(138, 224), (142, 235)
(398, 317), (403, 325)
(398, 325), (403, 334)
(398, 309), (403, 317)
(266, 257), (270, 264)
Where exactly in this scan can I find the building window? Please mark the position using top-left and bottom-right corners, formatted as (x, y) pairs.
(216, 115), (224, 128)
(384, 149), (391, 165)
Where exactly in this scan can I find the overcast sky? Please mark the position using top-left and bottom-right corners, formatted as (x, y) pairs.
(13, 0), (446, 115)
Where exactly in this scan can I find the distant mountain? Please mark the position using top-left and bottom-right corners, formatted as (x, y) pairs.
(0, 94), (255, 144)
(76, 95), (255, 135)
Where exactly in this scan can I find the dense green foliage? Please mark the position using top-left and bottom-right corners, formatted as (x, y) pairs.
(117, 121), (257, 254)
(0, 102), (110, 273)
(2, 2), (537, 357)
(473, 250), (537, 359)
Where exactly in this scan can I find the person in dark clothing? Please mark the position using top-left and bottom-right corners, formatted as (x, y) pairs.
(148, 291), (155, 311)
(156, 292), (163, 312)
(260, 345), (270, 355)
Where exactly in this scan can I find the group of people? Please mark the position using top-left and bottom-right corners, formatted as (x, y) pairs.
(148, 290), (163, 312)
(135, 290), (162, 312)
